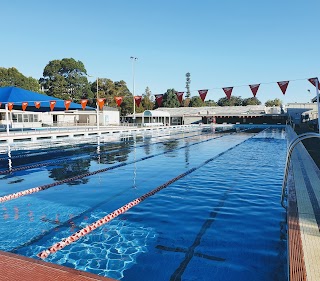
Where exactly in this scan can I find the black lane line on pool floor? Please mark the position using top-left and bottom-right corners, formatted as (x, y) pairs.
(168, 190), (230, 281)
(0, 129), (214, 175)
(10, 128), (263, 255)
(0, 129), (252, 203)
(0, 128), (205, 162)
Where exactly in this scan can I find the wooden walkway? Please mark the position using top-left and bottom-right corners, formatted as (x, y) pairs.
(0, 251), (117, 281)
(287, 127), (320, 280)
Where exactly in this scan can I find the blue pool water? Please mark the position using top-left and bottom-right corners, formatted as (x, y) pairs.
(0, 126), (287, 280)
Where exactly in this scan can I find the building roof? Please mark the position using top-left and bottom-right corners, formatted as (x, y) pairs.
(143, 110), (170, 117)
(0, 86), (95, 111)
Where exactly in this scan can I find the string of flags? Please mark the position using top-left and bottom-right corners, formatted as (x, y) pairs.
(1, 77), (319, 111)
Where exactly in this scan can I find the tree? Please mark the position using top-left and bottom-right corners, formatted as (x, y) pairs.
(217, 96), (243, 106)
(0, 67), (41, 92)
(40, 58), (94, 103)
(265, 98), (282, 107)
(204, 99), (217, 106)
(189, 96), (205, 107)
(142, 87), (154, 110)
(242, 97), (261, 106)
(162, 89), (180, 108)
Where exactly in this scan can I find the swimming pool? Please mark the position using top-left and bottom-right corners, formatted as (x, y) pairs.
(0, 126), (287, 280)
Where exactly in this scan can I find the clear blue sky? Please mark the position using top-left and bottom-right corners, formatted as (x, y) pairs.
(1, 0), (319, 105)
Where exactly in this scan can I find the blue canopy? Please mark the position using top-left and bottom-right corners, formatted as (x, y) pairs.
(0, 86), (95, 111)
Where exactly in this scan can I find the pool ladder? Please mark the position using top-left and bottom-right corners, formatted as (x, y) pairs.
(281, 132), (320, 209)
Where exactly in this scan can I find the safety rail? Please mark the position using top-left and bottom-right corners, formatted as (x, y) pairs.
(281, 132), (320, 209)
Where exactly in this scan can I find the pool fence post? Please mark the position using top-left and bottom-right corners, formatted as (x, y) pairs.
(316, 78), (320, 133)
(5, 103), (10, 136)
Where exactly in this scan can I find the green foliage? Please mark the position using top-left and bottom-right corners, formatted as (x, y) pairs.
(91, 78), (131, 107)
(162, 89), (181, 108)
(204, 99), (217, 106)
(40, 58), (93, 102)
(0, 67), (41, 92)
(217, 96), (243, 106)
(242, 97), (261, 106)
(142, 87), (154, 110)
(265, 98), (282, 107)
(189, 96), (205, 107)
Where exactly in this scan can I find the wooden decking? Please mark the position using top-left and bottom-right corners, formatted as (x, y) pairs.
(0, 251), (117, 281)
(287, 127), (320, 280)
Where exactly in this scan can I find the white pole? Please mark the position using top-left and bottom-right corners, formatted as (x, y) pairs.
(130, 57), (138, 123)
(96, 78), (100, 130)
(316, 78), (320, 133)
(5, 104), (9, 136)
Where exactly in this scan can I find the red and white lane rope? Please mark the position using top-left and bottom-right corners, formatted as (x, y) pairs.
(0, 130), (224, 204)
(37, 128), (261, 260)
(37, 166), (197, 259)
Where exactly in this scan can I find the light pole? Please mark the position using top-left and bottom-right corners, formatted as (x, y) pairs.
(130, 56), (138, 123)
(87, 74), (100, 130)
(96, 78), (100, 130)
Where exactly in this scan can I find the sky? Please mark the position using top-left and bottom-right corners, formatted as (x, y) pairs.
(1, 0), (319, 105)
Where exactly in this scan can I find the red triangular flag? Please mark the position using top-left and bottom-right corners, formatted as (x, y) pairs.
(81, 99), (88, 110)
(97, 98), (105, 110)
(8, 102), (14, 111)
(277, 81), (289, 95)
(249, 84), (260, 97)
(50, 101), (56, 111)
(175, 92), (184, 104)
(308, 77), (320, 90)
(64, 100), (71, 111)
(155, 94), (163, 107)
(134, 96), (142, 107)
(34, 101), (41, 109)
(198, 89), (208, 102)
(223, 87), (233, 100)
(114, 96), (123, 107)
(22, 102), (28, 111)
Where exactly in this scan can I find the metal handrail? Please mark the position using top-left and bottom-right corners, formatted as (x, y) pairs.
(281, 132), (320, 209)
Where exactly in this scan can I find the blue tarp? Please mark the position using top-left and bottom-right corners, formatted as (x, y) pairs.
(0, 86), (94, 111)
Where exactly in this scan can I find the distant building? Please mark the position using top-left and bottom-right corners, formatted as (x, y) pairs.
(127, 105), (287, 126)
(286, 103), (318, 125)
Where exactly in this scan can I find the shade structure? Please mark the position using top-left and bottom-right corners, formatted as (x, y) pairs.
(0, 87), (95, 111)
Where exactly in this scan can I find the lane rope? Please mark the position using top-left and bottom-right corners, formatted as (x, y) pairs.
(37, 128), (265, 259)
(0, 127), (202, 162)
(0, 129), (208, 174)
(0, 128), (245, 203)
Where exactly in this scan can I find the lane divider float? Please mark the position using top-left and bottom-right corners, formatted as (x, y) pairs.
(37, 128), (263, 259)
(0, 128), (250, 204)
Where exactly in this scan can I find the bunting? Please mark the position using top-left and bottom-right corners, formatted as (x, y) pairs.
(114, 96), (123, 107)
(277, 81), (289, 95)
(223, 87), (233, 100)
(64, 100), (71, 111)
(134, 96), (142, 107)
(97, 98), (105, 110)
(34, 102), (41, 109)
(81, 99), (88, 110)
(308, 77), (320, 90)
(249, 84), (260, 97)
(198, 89), (208, 102)
(22, 102), (28, 111)
(175, 92), (184, 104)
(155, 94), (163, 107)
(8, 102), (14, 111)
(49, 101), (56, 111)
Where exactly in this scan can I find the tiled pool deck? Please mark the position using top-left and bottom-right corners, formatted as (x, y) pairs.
(0, 250), (117, 281)
(287, 127), (320, 280)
